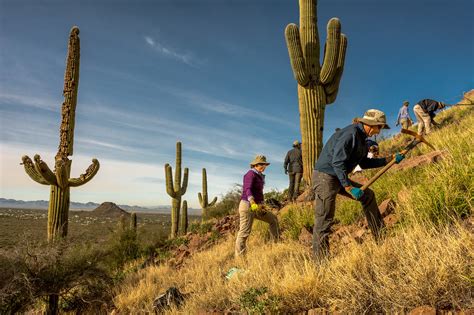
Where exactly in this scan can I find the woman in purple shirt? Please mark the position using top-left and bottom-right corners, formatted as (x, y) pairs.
(235, 155), (280, 257)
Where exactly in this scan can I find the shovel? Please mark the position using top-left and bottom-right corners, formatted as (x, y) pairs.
(361, 129), (435, 191)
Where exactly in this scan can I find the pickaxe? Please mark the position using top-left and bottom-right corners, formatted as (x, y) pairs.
(361, 129), (436, 190)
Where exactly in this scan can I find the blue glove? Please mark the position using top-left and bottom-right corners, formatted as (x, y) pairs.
(346, 187), (364, 200)
(394, 153), (405, 164)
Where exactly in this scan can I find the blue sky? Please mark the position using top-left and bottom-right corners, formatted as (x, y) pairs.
(1, 0), (473, 207)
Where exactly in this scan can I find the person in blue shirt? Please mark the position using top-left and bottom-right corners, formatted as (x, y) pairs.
(396, 101), (413, 130)
(312, 109), (404, 260)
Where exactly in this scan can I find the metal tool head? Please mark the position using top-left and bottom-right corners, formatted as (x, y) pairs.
(400, 129), (436, 150)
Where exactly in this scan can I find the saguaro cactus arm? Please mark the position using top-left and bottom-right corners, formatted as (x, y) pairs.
(21, 156), (50, 185)
(285, 24), (309, 86)
(68, 159), (100, 187)
(165, 164), (176, 198)
(320, 18), (342, 84)
(325, 34), (347, 103)
(33, 155), (58, 185)
(180, 168), (189, 195)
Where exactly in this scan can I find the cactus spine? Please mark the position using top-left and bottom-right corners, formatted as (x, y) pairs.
(285, 0), (347, 184)
(165, 142), (189, 238)
(180, 200), (188, 235)
(198, 168), (217, 221)
(21, 27), (100, 242)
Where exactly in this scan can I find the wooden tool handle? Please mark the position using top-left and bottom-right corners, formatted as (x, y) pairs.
(361, 159), (397, 191)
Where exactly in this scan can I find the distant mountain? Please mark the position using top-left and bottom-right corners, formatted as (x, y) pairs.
(0, 198), (201, 215)
(92, 202), (130, 217)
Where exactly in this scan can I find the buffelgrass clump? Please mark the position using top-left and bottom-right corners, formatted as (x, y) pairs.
(114, 221), (473, 313)
(279, 204), (314, 240)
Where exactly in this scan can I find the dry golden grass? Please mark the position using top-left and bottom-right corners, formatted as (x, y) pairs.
(114, 221), (473, 313)
(114, 106), (474, 313)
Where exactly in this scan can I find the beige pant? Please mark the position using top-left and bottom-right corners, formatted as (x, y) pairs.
(413, 104), (432, 135)
(235, 200), (280, 256)
(399, 118), (411, 129)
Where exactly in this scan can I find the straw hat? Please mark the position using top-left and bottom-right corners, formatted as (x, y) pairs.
(250, 155), (270, 168)
(293, 140), (301, 146)
(357, 109), (390, 129)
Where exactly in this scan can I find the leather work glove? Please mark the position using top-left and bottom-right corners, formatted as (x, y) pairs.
(345, 186), (364, 200)
(394, 152), (405, 164)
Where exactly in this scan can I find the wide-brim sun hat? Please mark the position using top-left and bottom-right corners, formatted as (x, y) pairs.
(357, 109), (390, 129)
(293, 140), (301, 146)
(250, 155), (270, 168)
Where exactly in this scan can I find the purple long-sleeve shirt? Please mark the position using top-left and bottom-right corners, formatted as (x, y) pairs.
(241, 169), (265, 204)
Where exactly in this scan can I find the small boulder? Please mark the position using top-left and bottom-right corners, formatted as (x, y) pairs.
(384, 213), (399, 227)
(408, 306), (436, 315)
(299, 228), (313, 247)
(378, 199), (396, 217)
(353, 229), (366, 244)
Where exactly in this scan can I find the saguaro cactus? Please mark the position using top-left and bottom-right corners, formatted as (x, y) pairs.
(180, 200), (188, 235)
(21, 27), (100, 242)
(198, 168), (217, 221)
(130, 212), (137, 231)
(165, 142), (189, 238)
(285, 0), (347, 184)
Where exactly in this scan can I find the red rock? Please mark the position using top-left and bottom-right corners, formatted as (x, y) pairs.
(378, 198), (396, 217)
(408, 306), (436, 315)
(353, 229), (366, 244)
(299, 228), (313, 246)
(384, 213), (398, 227)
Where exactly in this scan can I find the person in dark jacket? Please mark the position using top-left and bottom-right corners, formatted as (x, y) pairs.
(312, 109), (405, 260)
(284, 140), (303, 201)
(413, 99), (446, 135)
(235, 155), (280, 257)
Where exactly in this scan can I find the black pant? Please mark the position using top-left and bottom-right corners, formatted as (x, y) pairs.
(288, 172), (302, 201)
(312, 170), (385, 259)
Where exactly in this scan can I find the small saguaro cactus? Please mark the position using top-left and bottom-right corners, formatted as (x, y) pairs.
(130, 212), (137, 231)
(180, 200), (188, 235)
(198, 168), (217, 221)
(285, 0), (348, 184)
(21, 26), (100, 242)
(164, 142), (189, 238)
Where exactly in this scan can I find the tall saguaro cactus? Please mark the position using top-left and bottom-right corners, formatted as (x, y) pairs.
(198, 168), (217, 221)
(285, 0), (348, 184)
(21, 27), (100, 242)
(165, 142), (189, 238)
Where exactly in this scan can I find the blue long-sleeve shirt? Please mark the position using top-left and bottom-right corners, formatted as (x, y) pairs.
(315, 123), (387, 187)
(396, 106), (412, 124)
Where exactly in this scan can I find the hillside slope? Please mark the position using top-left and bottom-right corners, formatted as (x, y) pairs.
(114, 104), (473, 314)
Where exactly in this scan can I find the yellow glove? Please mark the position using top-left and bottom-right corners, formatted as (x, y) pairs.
(250, 203), (259, 211)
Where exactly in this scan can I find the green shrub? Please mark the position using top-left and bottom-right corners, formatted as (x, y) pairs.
(238, 287), (281, 314)
(280, 205), (314, 240)
(0, 241), (113, 314)
(205, 184), (242, 219)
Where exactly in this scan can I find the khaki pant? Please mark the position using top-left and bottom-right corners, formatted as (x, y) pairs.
(288, 172), (303, 201)
(235, 200), (280, 256)
(413, 104), (432, 135)
(312, 170), (385, 260)
(399, 118), (411, 129)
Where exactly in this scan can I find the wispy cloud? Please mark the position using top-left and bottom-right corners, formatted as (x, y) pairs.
(0, 91), (60, 112)
(144, 35), (203, 68)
